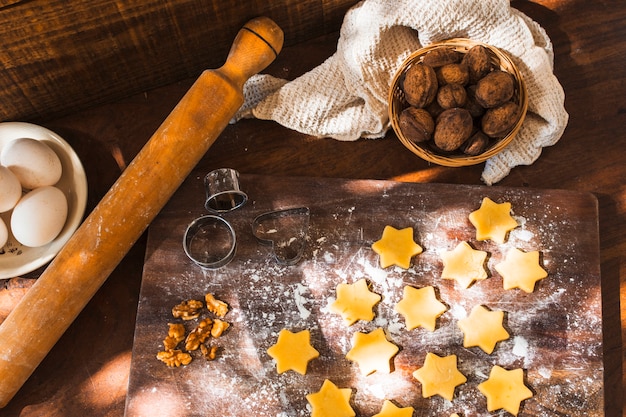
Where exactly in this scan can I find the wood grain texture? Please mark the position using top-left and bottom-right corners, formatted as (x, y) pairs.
(0, 0), (356, 122)
(126, 174), (602, 416)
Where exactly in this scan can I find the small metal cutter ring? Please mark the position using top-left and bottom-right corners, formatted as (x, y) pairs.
(183, 215), (236, 269)
(204, 168), (248, 213)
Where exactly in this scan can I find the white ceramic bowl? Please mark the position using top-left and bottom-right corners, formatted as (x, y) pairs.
(0, 122), (87, 279)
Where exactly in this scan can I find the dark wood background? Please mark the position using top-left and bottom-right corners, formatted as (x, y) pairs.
(0, 0), (356, 121)
(0, 0), (624, 416)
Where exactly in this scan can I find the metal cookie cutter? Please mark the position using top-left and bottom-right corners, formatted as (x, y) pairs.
(252, 207), (310, 265)
(204, 168), (247, 213)
(183, 215), (236, 269)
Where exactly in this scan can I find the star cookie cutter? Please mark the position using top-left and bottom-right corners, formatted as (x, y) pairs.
(252, 207), (310, 265)
(183, 215), (237, 269)
(204, 168), (248, 213)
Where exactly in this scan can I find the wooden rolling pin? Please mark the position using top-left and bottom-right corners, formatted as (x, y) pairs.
(0, 16), (283, 408)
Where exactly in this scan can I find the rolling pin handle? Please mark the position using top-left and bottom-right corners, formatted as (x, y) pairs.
(220, 17), (284, 89)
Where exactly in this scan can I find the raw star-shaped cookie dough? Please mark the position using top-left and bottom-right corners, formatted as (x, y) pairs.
(457, 305), (510, 354)
(372, 400), (415, 417)
(267, 329), (319, 375)
(306, 379), (355, 417)
(395, 285), (447, 331)
(469, 197), (518, 243)
(372, 225), (423, 269)
(330, 278), (381, 325)
(412, 352), (467, 401)
(440, 241), (488, 288)
(346, 327), (399, 375)
(477, 365), (533, 416)
(495, 247), (548, 293)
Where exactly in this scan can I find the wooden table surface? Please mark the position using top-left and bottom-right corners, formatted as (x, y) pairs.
(0, 0), (623, 416)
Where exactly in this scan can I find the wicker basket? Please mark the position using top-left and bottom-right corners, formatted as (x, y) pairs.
(388, 38), (528, 167)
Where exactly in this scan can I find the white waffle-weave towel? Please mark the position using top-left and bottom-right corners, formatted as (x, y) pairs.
(231, 0), (568, 185)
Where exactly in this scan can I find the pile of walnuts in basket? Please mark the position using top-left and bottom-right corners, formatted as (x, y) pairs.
(398, 44), (521, 155)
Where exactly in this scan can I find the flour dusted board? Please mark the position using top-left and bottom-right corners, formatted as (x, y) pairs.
(125, 174), (603, 416)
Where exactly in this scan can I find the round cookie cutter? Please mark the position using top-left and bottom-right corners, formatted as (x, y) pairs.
(204, 168), (248, 213)
(183, 215), (236, 269)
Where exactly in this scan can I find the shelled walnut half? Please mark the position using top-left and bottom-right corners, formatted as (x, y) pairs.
(157, 349), (192, 367)
(205, 293), (229, 317)
(185, 318), (213, 351)
(172, 299), (204, 320)
(163, 323), (186, 350)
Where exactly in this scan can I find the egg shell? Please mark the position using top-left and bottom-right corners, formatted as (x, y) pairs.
(1, 138), (63, 190)
(0, 165), (22, 212)
(11, 186), (68, 247)
(0, 217), (7, 248)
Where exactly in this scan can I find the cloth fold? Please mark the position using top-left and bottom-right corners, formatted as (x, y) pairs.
(231, 0), (568, 184)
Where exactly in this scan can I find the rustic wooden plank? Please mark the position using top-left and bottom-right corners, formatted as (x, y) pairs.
(127, 173), (602, 416)
(0, 0), (356, 122)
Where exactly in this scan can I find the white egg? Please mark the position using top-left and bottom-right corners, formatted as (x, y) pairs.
(1, 138), (62, 189)
(0, 165), (22, 212)
(0, 217), (7, 248)
(11, 186), (68, 247)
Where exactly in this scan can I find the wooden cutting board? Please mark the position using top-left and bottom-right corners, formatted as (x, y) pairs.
(125, 174), (603, 417)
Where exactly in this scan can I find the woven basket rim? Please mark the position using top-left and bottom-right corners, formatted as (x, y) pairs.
(388, 38), (528, 167)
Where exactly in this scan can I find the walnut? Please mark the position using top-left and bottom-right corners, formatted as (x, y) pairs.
(157, 349), (192, 367)
(436, 63), (469, 86)
(201, 344), (219, 361)
(462, 45), (495, 83)
(402, 63), (438, 108)
(205, 293), (229, 317)
(437, 83), (467, 109)
(185, 317), (213, 351)
(399, 107), (435, 143)
(433, 108), (474, 151)
(172, 299), (204, 320)
(463, 85), (485, 118)
(158, 293), (233, 367)
(475, 70), (515, 108)
(481, 101), (520, 138)
(422, 47), (463, 67)
(163, 323), (186, 350)
(462, 131), (490, 155)
(394, 45), (521, 157)
(211, 319), (230, 338)
(425, 100), (444, 119)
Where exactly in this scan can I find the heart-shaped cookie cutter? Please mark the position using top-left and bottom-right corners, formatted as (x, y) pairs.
(252, 207), (310, 265)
